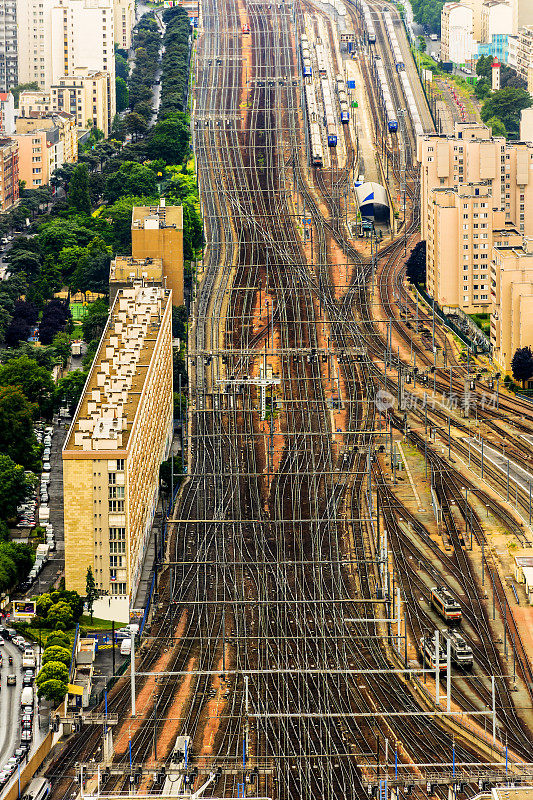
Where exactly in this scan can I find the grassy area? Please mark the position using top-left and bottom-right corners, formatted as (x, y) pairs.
(469, 312), (490, 335)
(79, 614), (122, 631)
(71, 324), (83, 340)
(12, 623), (75, 649)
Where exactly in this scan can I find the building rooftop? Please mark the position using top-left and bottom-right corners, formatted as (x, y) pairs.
(132, 201), (183, 231)
(63, 283), (171, 456)
(109, 255), (163, 285)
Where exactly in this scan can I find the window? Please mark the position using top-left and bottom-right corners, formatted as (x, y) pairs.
(111, 583), (126, 595)
(109, 499), (124, 512)
(117, 459), (125, 471)
(108, 472), (116, 485)
(109, 528), (125, 540)
(110, 541), (125, 554)
(109, 555), (123, 567)
(109, 486), (124, 499)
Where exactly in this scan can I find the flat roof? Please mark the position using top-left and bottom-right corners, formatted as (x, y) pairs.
(63, 283), (171, 457)
(110, 255), (163, 284)
(132, 202), (183, 231)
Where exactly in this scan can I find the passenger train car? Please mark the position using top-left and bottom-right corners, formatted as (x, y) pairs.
(321, 77), (338, 146)
(301, 34), (312, 78)
(440, 628), (473, 670)
(373, 56), (397, 132)
(420, 635), (447, 671)
(336, 73), (349, 123)
(359, 0), (376, 44)
(430, 586), (462, 623)
(304, 81), (324, 166)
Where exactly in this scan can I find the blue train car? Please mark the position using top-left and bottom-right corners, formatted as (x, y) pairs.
(340, 110), (349, 123)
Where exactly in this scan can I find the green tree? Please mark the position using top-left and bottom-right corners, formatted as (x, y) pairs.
(36, 593), (53, 617)
(105, 195), (158, 250)
(68, 163), (92, 215)
(70, 237), (112, 295)
(0, 355), (55, 418)
(42, 645), (72, 667)
(0, 455), (31, 520)
(85, 566), (98, 622)
(11, 83), (39, 104)
(52, 332), (73, 369)
(116, 76), (129, 112)
(37, 678), (68, 704)
(46, 631), (70, 649)
(172, 305), (188, 340)
(46, 601), (74, 630)
(474, 79), (491, 100)
(481, 87), (533, 135)
(418, 35), (427, 52)
(0, 386), (38, 468)
(183, 195), (204, 259)
(115, 52), (130, 81)
(476, 55), (493, 78)
(56, 370), (87, 414)
(124, 111), (148, 141)
(511, 346), (533, 387)
(486, 116), (507, 137)
(104, 162), (158, 203)
(82, 298), (109, 342)
(36, 660), (69, 686)
(147, 113), (191, 165)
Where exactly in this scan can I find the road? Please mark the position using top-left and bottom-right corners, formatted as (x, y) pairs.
(0, 641), (28, 769)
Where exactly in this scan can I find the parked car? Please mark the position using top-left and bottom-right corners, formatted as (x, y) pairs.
(42, 462), (50, 472)
(21, 715), (32, 729)
(22, 705), (33, 718)
(13, 749), (25, 763)
(22, 674), (32, 688)
(7, 674), (16, 686)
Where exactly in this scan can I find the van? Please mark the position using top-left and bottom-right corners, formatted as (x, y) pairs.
(22, 649), (36, 669)
(120, 639), (132, 656)
(20, 687), (33, 706)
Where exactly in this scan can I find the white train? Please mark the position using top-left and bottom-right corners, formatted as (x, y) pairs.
(359, 0), (376, 44)
(304, 81), (324, 166)
(315, 41), (328, 78)
(336, 73), (350, 123)
(384, 12), (404, 70)
(398, 69), (424, 138)
(321, 76), (338, 146)
(373, 56), (397, 132)
(301, 33), (312, 78)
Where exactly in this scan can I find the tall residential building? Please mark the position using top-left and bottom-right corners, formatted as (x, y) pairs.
(131, 202), (185, 307)
(462, 0), (485, 40)
(14, 112), (77, 187)
(441, 3), (475, 65)
(62, 283), (173, 621)
(18, 91), (53, 118)
(0, 138), (18, 210)
(512, 0), (533, 34)
(515, 26), (533, 81)
(0, 92), (15, 135)
(113, 0), (135, 50)
(0, 0), (17, 92)
(480, 1), (512, 42)
(16, 0), (115, 123)
(490, 236), (533, 374)
(52, 68), (112, 137)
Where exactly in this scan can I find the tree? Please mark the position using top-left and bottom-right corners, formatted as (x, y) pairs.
(39, 299), (72, 346)
(511, 346), (533, 387)
(46, 631), (70, 649)
(56, 370), (87, 415)
(42, 645), (72, 667)
(85, 566), (98, 622)
(486, 116), (507, 137)
(116, 76), (129, 113)
(37, 678), (68, 704)
(172, 305), (188, 341)
(82, 298), (109, 343)
(115, 52), (130, 81)
(405, 241), (426, 285)
(36, 593), (53, 618)
(46, 601), (74, 630)
(474, 79), (491, 101)
(52, 332), (73, 369)
(68, 164), (92, 215)
(0, 355), (55, 418)
(418, 35), (427, 52)
(124, 111), (148, 141)
(11, 83), (39, 104)
(0, 455), (31, 520)
(0, 386), (38, 468)
(147, 113), (191, 165)
(104, 162), (158, 203)
(182, 196), (204, 259)
(37, 660), (69, 685)
(70, 238), (112, 295)
(480, 87), (533, 135)
(105, 195), (158, 251)
(476, 55), (492, 78)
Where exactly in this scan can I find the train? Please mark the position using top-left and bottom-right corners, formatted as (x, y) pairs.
(359, 0), (376, 44)
(304, 81), (324, 166)
(315, 42), (328, 78)
(336, 73), (350, 123)
(420, 635), (447, 671)
(430, 586), (462, 624)
(440, 628), (474, 670)
(398, 70), (424, 139)
(241, 22), (250, 33)
(321, 76), (338, 146)
(301, 34), (312, 78)
(384, 12), (404, 71)
(373, 56), (397, 132)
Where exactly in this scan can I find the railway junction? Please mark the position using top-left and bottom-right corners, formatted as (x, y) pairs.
(41, 0), (533, 799)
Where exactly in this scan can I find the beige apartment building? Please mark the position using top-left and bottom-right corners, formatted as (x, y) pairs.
(490, 237), (533, 374)
(0, 137), (18, 210)
(16, 0), (115, 121)
(109, 255), (164, 305)
(132, 202), (185, 307)
(515, 26), (533, 81)
(51, 68), (112, 137)
(63, 283), (173, 622)
(114, 0), (135, 50)
(14, 112), (77, 187)
(19, 91), (53, 118)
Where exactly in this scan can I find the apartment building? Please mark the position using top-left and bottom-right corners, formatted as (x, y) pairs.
(0, 92), (14, 135)
(512, 0), (533, 34)
(62, 283), (173, 621)
(14, 112), (77, 187)
(52, 68), (112, 137)
(16, 0), (116, 122)
(515, 25), (533, 81)
(425, 183), (507, 313)
(441, 3), (475, 65)
(480, 1), (512, 42)
(0, 0), (17, 92)
(19, 91), (53, 118)
(113, 0), (135, 50)
(490, 237), (533, 373)
(0, 137), (18, 210)
(109, 255), (164, 305)
(131, 202), (184, 307)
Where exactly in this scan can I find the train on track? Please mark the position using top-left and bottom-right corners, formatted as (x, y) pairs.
(359, 0), (376, 44)
(315, 41), (328, 78)
(241, 22), (250, 33)
(336, 73), (350, 123)
(321, 76), (338, 146)
(430, 586), (462, 624)
(373, 56), (397, 132)
(440, 628), (474, 670)
(301, 34), (312, 78)
(304, 80), (324, 166)
(420, 635), (447, 671)
(384, 12), (404, 70)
